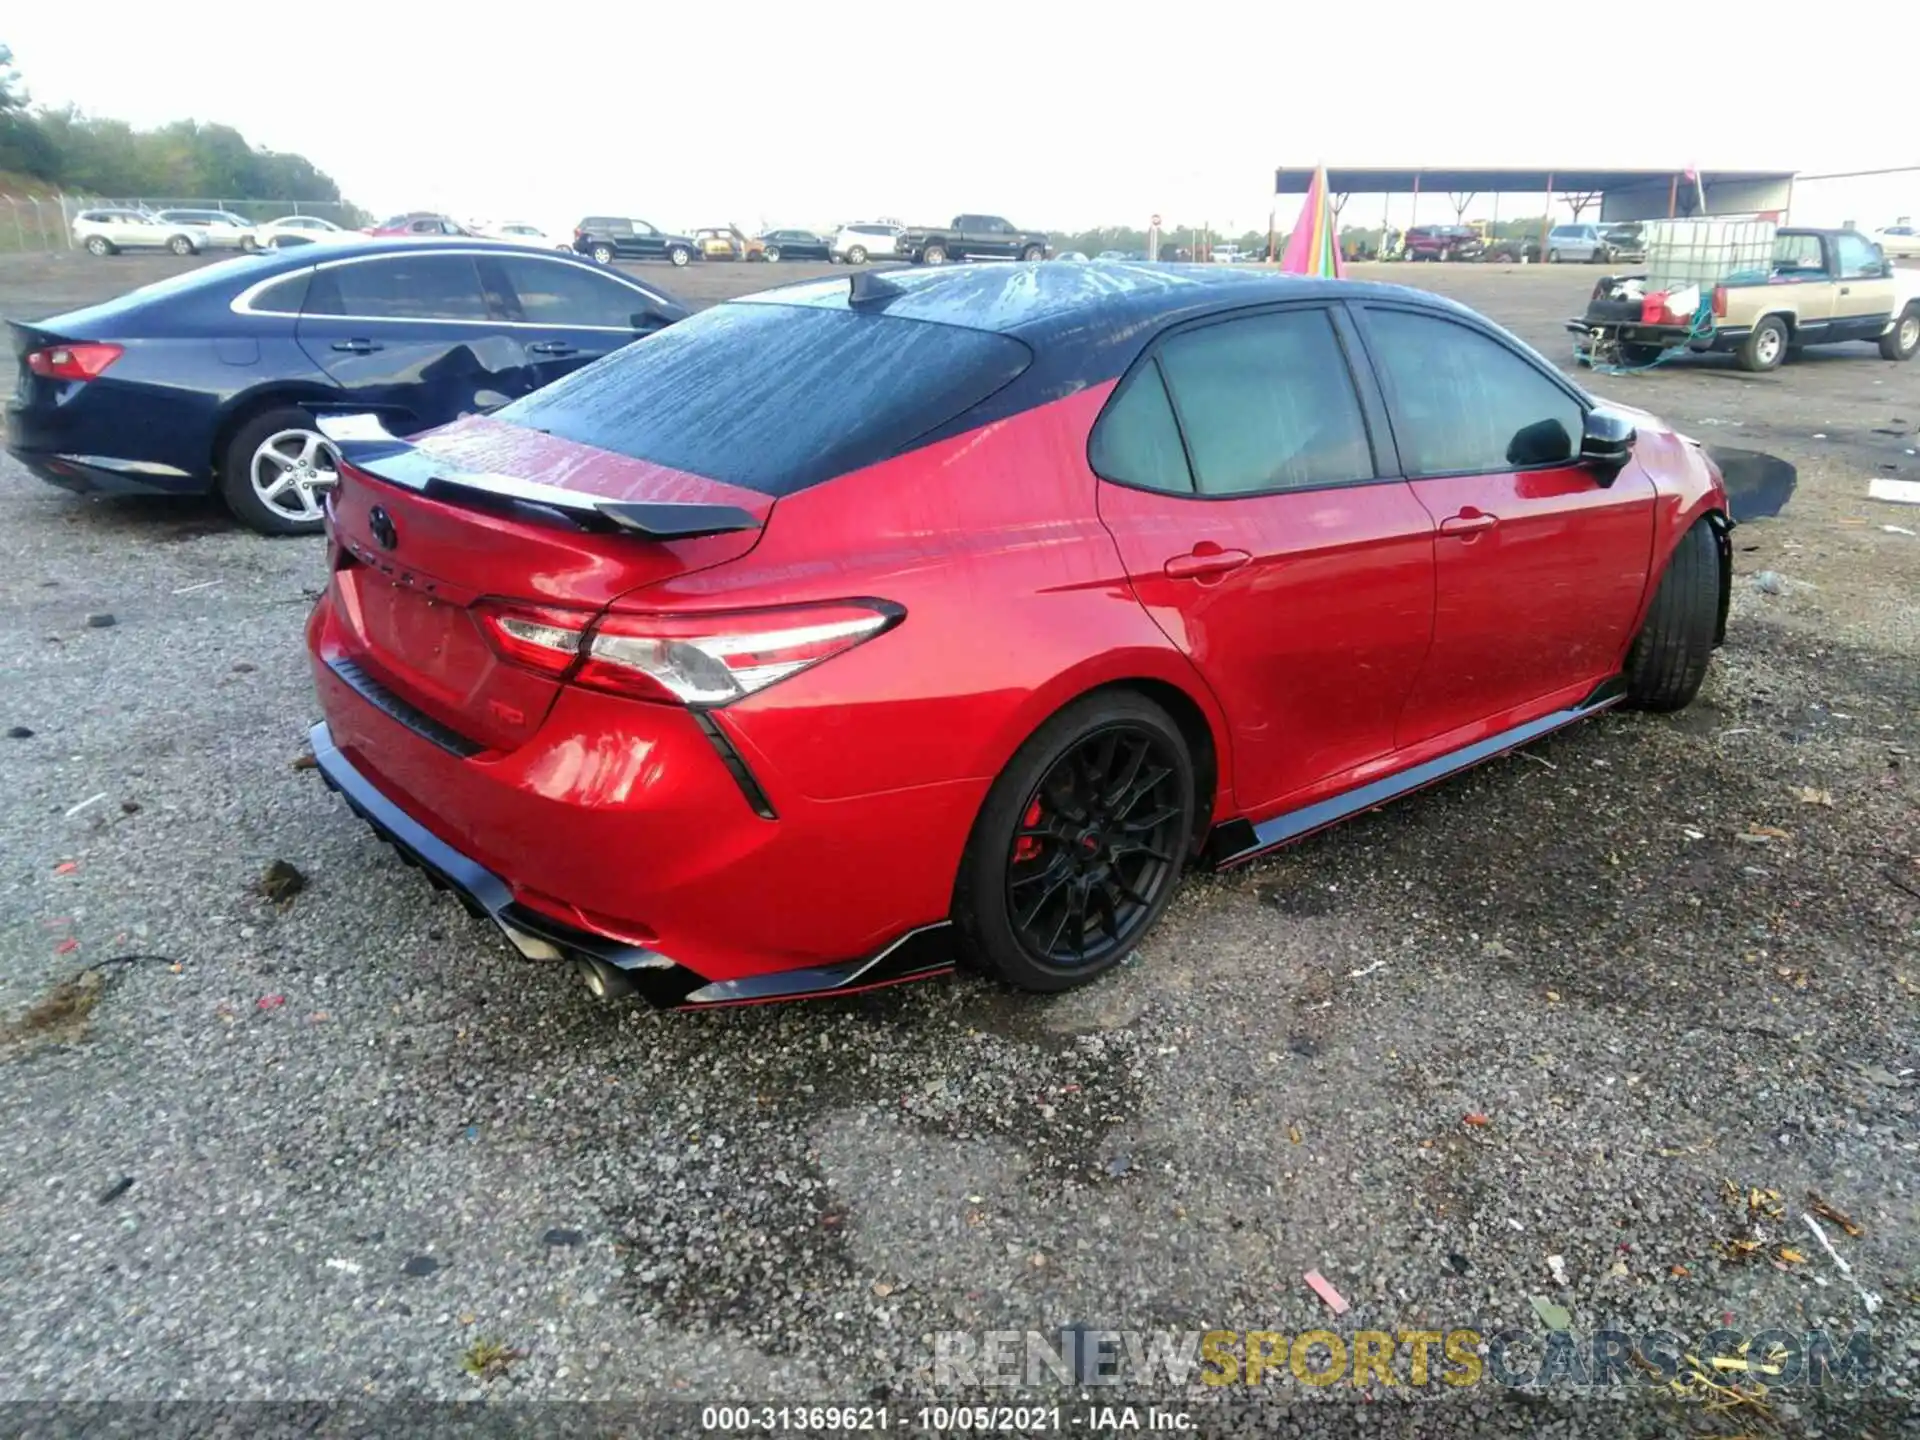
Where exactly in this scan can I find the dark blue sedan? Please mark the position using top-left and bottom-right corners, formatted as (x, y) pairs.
(5, 239), (688, 534)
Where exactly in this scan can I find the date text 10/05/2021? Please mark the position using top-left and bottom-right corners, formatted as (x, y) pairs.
(700, 1407), (1195, 1432)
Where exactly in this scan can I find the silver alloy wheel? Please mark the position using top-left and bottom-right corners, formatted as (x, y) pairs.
(251, 428), (339, 524)
(764, 246), (781, 262)
(1756, 326), (1784, 366)
(1901, 314), (1919, 353)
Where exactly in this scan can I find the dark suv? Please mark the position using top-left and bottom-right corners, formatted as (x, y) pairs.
(572, 217), (699, 268)
(1403, 225), (1484, 263)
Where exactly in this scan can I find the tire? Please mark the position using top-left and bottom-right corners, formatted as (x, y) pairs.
(1438, 245), (1451, 263)
(85, 235), (113, 256)
(763, 245), (781, 263)
(923, 243), (948, 266)
(1618, 342), (1665, 367)
(1737, 316), (1789, 372)
(219, 406), (339, 537)
(240, 236), (258, 253)
(1547, 248), (1560, 263)
(1623, 519), (1720, 712)
(1879, 306), (1920, 362)
(591, 243), (615, 265)
(668, 245), (691, 267)
(1020, 244), (1045, 262)
(168, 235), (194, 256)
(846, 245), (867, 265)
(953, 691), (1196, 994)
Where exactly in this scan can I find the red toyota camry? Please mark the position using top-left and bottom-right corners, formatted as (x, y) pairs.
(306, 264), (1731, 1006)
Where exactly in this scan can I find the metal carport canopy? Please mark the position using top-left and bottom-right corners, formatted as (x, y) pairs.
(1274, 166), (1797, 194)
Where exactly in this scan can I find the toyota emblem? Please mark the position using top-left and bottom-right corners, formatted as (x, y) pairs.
(368, 505), (398, 551)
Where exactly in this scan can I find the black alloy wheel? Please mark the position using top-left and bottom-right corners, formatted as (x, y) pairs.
(1005, 723), (1185, 971)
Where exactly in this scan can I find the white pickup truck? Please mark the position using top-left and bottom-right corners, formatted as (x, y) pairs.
(1573, 227), (1920, 371)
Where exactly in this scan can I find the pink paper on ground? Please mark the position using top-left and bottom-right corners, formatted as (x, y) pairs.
(1304, 1269), (1350, 1314)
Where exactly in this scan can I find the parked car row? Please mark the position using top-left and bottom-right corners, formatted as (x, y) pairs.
(72, 207), (354, 255)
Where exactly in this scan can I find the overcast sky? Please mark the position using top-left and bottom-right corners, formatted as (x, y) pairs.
(8, 7), (1919, 232)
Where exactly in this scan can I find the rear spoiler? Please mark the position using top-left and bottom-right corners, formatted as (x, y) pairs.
(314, 413), (762, 540)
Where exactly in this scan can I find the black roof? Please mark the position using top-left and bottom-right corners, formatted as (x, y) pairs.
(736, 261), (1481, 348)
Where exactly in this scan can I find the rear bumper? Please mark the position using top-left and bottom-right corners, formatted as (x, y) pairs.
(307, 589), (977, 1005)
(310, 720), (955, 1007)
(5, 399), (207, 496)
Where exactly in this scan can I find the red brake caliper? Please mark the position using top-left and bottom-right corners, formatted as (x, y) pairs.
(1013, 797), (1043, 863)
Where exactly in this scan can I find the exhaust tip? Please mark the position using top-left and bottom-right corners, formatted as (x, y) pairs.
(575, 955), (636, 1002)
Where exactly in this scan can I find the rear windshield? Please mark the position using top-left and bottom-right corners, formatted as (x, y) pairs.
(496, 303), (1032, 496)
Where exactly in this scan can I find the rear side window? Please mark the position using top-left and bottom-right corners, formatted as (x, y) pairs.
(250, 272), (311, 315)
(1363, 308), (1581, 474)
(486, 256), (652, 328)
(305, 256), (490, 321)
(1155, 310), (1374, 495)
(498, 304), (1032, 496)
(1089, 362), (1192, 493)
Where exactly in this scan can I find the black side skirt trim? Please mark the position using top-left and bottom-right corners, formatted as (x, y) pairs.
(1204, 679), (1626, 870)
(309, 723), (948, 1008)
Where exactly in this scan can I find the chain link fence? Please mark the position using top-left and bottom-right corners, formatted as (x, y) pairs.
(0, 196), (361, 253)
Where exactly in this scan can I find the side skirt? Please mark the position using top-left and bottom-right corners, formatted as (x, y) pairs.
(1203, 679), (1627, 870)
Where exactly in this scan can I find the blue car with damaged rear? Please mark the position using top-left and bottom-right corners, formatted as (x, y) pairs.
(5, 239), (687, 534)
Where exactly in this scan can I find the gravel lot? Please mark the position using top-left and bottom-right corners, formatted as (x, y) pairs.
(1, 251), (1915, 1436)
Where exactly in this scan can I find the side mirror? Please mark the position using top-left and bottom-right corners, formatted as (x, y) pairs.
(1883, 259), (1898, 279)
(1580, 407), (1637, 485)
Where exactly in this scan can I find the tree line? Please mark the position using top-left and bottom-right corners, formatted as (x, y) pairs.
(0, 42), (354, 207)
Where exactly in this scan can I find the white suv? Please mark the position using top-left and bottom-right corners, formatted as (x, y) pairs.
(154, 208), (258, 251)
(73, 208), (207, 257)
(830, 222), (903, 265)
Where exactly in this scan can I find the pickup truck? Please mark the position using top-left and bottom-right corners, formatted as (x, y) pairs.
(1571, 227), (1920, 371)
(895, 215), (1050, 265)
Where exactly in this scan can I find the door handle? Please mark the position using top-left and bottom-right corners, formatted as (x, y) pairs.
(1164, 547), (1252, 580)
(1439, 510), (1498, 536)
(330, 338), (382, 354)
(527, 341), (579, 356)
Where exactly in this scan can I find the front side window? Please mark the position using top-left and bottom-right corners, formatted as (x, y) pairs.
(1154, 309), (1374, 495)
(305, 255), (490, 321)
(1364, 308), (1581, 475)
(1773, 234), (1827, 274)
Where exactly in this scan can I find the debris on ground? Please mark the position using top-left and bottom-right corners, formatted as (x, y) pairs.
(1462, 1112), (1491, 1127)
(1529, 1296), (1571, 1331)
(1303, 1270), (1349, 1315)
(254, 859), (307, 904)
(96, 1176), (133, 1206)
(1546, 1254), (1569, 1286)
(541, 1228), (584, 1248)
(120, 799), (140, 815)
(1347, 960), (1385, 978)
(1807, 1192), (1863, 1237)
(230, 661), (256, 672)
(256, 995), (285, 1011)
(460, 1338), (524, 1382)
(84, 613), (116, 629)
(1801, 1213), (1881, 1314)
(5, 725), (31, 739)
(402, 1255), (440, 1278)
(63, 792), (108, 820)
(1791, 786), (1834, 806)
(1867, 476), (1920, 505)
(291, 753), (318, 772)
(1753, 570), (1787, 595)
(1, 968), (105, 1051)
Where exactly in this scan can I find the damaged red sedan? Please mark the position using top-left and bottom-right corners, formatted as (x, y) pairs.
(307, 264), (1731, 1006)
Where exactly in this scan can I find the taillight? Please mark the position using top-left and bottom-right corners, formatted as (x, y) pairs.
(475, 601), (592, 679)
(1711, 285), (1727, 318)
(580, 601), (899, 704)
(25, 343), (123, 382)
(475, 598), (900, 706)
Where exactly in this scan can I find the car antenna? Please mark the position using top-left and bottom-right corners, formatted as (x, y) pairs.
(848, 270), (906, 306)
